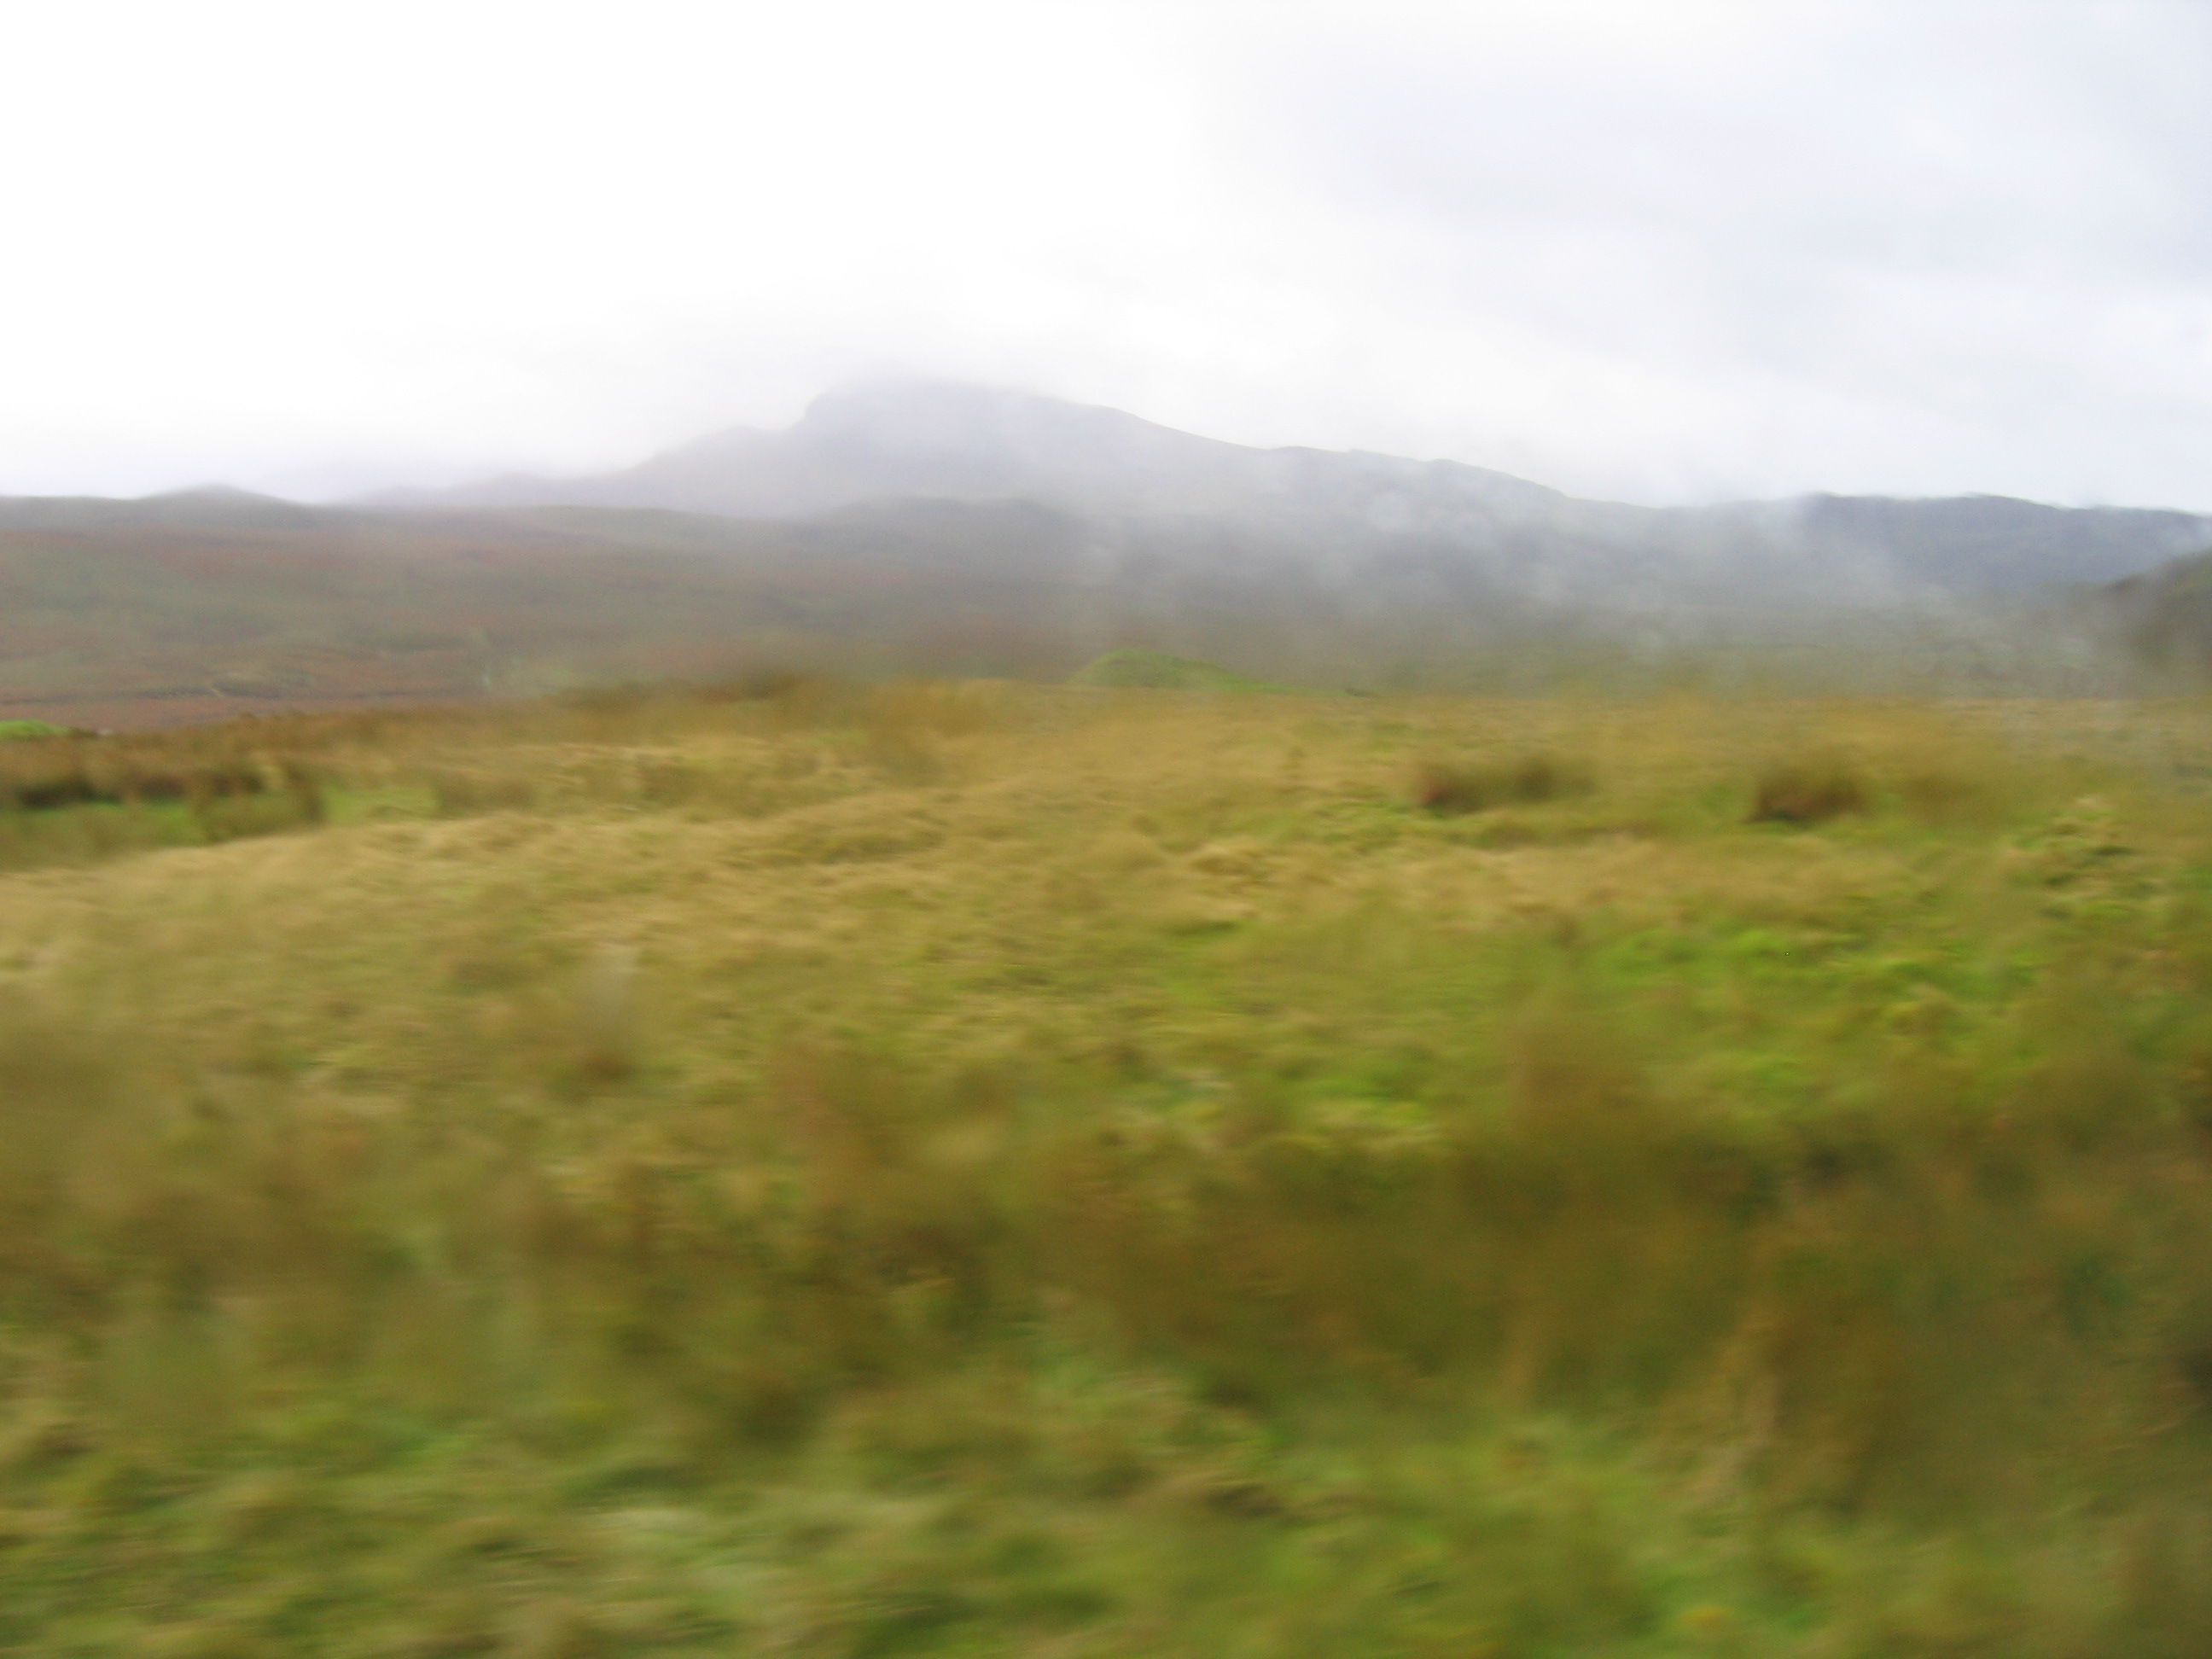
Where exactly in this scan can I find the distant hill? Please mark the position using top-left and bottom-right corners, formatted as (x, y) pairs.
(6, 381), (2207, 725)
(1785, 492), (2212, 595)
(0, 495), (1124, 726)
(368, 381), (1575, 523)
(2095, 547), (2212, 678)
(375, 379), (2212, 606)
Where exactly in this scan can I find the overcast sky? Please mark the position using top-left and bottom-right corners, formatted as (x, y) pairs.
(6, 0), (2210, 508)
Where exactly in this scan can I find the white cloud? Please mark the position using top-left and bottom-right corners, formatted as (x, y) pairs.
(3, 0), (2209, 507)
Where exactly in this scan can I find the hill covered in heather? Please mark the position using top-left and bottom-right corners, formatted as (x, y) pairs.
(7, 381), (2209, 725)
(384, 379), (2212, 606)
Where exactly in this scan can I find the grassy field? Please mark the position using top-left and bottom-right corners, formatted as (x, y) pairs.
(5, 682), (2212, 1655)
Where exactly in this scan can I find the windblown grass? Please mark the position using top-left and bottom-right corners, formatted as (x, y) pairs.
(3, 683), (2212, 1653)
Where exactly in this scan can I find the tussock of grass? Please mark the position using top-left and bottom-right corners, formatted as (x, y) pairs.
(1749, 754), (1869, 823)
(1412, 750), (1594, 814)
(3, 682), (2212, 1651)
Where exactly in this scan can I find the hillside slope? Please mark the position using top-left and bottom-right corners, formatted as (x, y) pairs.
(0, 496), (1118, 725)
(383, 379), (2212, 602)
(2098, 548), (2212, 677)
(10, 384), (2208, 725)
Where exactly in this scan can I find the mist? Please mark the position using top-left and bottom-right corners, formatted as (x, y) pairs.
(5, 372), (2203, 730)
(7, 0), (2212, 509)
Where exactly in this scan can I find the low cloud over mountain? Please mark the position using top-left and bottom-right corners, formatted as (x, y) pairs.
(6, 381), (2209, 725)
(375, 379), (2212, 613)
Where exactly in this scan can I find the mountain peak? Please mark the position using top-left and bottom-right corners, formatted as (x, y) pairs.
(144, 483), (280, 503)
(356, 383), (2211, 602)
(795, 378), (1186, 446)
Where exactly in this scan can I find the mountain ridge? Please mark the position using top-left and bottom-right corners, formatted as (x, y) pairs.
(364, 380), (1577, 523)
(6, 380), (2210, 725)
(360, 378), (2212, 602)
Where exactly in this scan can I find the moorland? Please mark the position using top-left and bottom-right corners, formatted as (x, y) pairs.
(7, 678), (2212, 1655)
(9, 381), (2212, 731)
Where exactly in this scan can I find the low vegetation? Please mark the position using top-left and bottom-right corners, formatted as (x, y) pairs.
(1412, 750), (1595, 815)
(1747, 754), (1870, 824)
(1068, 649), (1291, 692)
(3, 682), (2212, 1654)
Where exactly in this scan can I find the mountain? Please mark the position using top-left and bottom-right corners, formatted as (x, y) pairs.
(371, 381), (1575, 522)
(375, 379), (2212, 607)
(0, 494), (1133, 727)
(0, 486), (333, 533)
(2094, 548), (2212, 678)
(7, 381), (2208, 726)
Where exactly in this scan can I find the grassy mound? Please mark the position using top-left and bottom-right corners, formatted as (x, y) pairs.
(0, 719), (70, 741)
(1069, 648), (1286, 691)
(5, 683), (2212, 1652)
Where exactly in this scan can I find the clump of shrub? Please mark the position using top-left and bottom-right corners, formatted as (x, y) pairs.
(189, 760), (326, 841)
(1412, 752), (1593, 815)
(1750, 755), (1868, 824)
(0, 725), (328, 865)
(0, 748), (300, 816)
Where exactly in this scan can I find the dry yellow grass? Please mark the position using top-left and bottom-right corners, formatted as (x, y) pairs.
(4, 682), (2212, 1654)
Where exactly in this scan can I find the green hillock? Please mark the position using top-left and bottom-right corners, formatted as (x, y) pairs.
(1069, 649), (1285, 691)
(0, 719), (71, 741)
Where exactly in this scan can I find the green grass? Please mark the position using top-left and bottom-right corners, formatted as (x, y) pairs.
(4, 683), (2212, 1653)
(1069, 649), (1295, 692)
